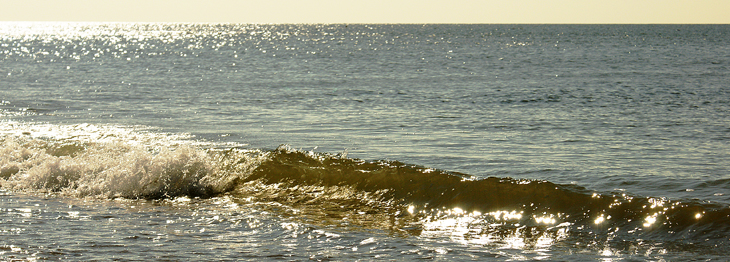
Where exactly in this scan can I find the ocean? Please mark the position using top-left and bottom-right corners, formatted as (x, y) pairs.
(1, 23), (729, 261)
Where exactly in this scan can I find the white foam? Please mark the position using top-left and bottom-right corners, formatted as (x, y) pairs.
(0, 121), (265, 199)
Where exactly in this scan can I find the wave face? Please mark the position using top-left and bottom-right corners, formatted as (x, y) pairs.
(2, 123), (729, 254)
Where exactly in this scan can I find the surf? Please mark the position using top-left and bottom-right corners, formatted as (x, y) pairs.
(2, 121), (729, 254)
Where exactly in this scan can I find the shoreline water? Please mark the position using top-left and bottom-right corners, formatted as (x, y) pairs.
(2, 23), (730, 260)
(2, 121), (729, 260)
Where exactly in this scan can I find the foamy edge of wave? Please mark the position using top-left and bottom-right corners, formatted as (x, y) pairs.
(1, 121), (263, 199)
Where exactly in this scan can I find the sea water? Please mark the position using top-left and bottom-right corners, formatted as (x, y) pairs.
(1, 23), (729, 260)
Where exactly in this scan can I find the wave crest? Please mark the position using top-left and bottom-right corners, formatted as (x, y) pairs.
(2, 125), (730, 253)
(0, 136), (263, 199)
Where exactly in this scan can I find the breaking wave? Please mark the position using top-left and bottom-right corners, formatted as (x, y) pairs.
(2, 121), (729, 253)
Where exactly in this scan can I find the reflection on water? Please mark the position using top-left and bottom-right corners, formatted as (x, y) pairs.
(2, 22), (730, 260)
(419, 207), (570, 251)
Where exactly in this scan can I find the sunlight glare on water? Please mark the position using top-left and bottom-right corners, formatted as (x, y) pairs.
(2, 23), (730, 260)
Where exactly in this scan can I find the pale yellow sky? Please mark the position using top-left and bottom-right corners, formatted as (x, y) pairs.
(1, 0), (728, 24)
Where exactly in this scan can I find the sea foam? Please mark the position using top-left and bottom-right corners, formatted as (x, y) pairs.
(0, 121), (262, 199)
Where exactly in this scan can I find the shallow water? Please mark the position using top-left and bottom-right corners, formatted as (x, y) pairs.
(1, 23), (730, 260)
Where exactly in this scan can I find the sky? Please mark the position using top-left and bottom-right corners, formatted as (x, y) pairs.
(1, 0), (728, 24)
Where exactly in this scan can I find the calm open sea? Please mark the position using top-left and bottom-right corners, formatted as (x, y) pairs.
(1, 23), (729, 261)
